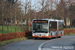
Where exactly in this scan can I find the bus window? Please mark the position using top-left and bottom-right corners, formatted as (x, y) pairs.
(33, 23), (48, 33)
(59, 24), (64, 30)
(50, 21), (57, 31)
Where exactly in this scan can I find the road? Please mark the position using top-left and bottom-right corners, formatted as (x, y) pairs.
(0, 35), (75, 50)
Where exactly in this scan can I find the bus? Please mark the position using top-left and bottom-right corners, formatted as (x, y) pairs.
(31, 19), (64, 39)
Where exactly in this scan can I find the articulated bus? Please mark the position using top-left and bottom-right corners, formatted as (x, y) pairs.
(31, 19), (64, 39)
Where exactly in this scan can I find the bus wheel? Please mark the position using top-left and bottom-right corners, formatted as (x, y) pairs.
(49, 34), (52, 39)
(34, 38), (37, 39)
(59, 36), (61, 38)
(58, 36), (61, 38)
(58, 33), (62, 38)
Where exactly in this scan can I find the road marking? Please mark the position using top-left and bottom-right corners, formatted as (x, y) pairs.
(38, 39), (55, 50)
(38, 38), (61, 50)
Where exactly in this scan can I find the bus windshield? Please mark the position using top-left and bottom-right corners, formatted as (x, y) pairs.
(33, 23), (48, 33)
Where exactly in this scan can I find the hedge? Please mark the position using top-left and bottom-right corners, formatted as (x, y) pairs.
(0, 31), (32, 41)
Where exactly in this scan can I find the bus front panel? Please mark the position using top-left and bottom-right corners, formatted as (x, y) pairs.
(32, 20), (50, 38)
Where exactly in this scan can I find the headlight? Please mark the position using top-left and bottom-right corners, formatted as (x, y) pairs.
(46, 34), (48, 36)
(32, 34), (34, 36)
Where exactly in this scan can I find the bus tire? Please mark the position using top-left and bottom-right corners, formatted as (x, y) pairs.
(34, 38), (37, 39)
(57, 36), (61, 38)
(59, 36), (61, 38)
(58, 33), (62, 38)
(58, 35), (61, 38)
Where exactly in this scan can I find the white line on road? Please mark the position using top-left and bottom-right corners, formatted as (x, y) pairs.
(38, 39), (56, 50)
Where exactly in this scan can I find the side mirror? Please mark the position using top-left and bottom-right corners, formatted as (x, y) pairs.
(30, 22), (33, 26)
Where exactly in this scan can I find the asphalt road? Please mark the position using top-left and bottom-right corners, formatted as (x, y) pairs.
(0, 35), (75, 50)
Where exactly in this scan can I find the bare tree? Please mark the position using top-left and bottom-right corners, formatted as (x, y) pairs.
(38, 0), (45, 19)
(28, 0), (32, 31)
(1, 0), (4, 34)
(35, 0), (36, 19)
(46, 0), (54, 19)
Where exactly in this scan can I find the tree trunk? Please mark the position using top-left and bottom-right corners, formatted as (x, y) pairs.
(6, 18), (9, 33)
(29, 18), (30, 31)
(64, 17), (67, 28)
(2, 1), (4, 34)
(11, 12), (12, 32)
(26, 19), (29, 31)
(15, 6), (16, 32)
(2, 14), (4, 34)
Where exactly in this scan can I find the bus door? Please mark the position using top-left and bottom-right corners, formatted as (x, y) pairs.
(49, 21), (58, 37)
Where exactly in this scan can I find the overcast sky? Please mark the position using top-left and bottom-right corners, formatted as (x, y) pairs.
(18, 0), (60, 12)
(18, 0), (41, 12)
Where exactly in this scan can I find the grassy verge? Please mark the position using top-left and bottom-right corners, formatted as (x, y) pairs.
(0, 36), (32, 47)
(0, 26), (32, 34)
(0, 26), (20, 34)
(64, 33), (75, 35)
(64, 28), (75, 29)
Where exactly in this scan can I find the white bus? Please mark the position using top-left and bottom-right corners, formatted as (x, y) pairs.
(31, 19), (64, 39)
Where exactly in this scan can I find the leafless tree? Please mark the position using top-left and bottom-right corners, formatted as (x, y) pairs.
(1, 0), (4, 34)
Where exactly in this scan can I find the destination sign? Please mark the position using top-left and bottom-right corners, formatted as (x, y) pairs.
(33, 20), (48, 23)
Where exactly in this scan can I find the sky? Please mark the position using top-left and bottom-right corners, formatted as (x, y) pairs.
(18, 0), (43, 12)
(18, 0), (60, 12)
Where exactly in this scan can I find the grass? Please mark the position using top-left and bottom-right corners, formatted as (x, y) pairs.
(64, 28), (75, 29)
(0, 37), (27, 44)
(0, 36), (32, 46)
(0, 26), (32, 34)
(64, 33), (75, 35)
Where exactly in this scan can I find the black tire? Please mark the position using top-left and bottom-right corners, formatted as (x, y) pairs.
(58, 36), (61, 38)
(57, 35), (61, 38)
(34, 38), (37, 39)
(58, 33), (62, 38)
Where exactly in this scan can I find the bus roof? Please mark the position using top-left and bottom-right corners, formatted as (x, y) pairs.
(33, 19), (64, 22)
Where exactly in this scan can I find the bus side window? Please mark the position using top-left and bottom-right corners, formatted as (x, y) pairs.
(59, 24), (64, 30)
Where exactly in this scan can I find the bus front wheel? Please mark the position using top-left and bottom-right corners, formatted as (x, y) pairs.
(34, 38), (37, 39)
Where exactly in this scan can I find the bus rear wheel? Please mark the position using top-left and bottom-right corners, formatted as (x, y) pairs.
(58, 36), (61, 38)
(58, 33), (62, 38)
